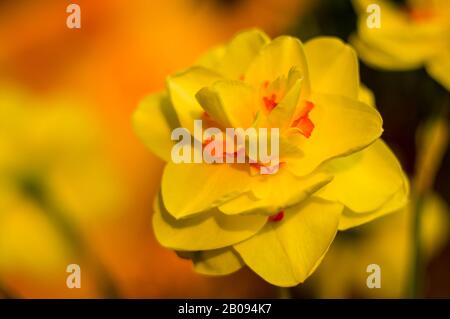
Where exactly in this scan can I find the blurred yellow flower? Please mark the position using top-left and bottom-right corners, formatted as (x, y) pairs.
(0, 86), (121, 282)
(351, 0), (450, 91)
(310, 193), (449, 298)
(134, 29), (409, 287)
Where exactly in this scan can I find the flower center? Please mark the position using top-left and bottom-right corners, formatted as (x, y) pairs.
(268, 210), (284, 222)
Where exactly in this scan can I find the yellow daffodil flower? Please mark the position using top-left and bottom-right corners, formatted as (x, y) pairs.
(133, 29), (409, 287)
(310, 193), (449, 298)
(351, 0), (450, 91)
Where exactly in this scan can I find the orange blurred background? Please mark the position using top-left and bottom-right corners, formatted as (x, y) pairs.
(0, 0), (316, 298)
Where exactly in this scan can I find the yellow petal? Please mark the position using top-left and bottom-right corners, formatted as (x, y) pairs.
(192, 247), (244, 276)
(304, 37), (359, 99)
(196, 80), (257, 128)
(338, 170), (409, 230)
(287, 93), (383, 176)
(219, 170), (332, 215)
(132, 92), (178, 161)
(317, 139), (408, 212)
(153, 194), (267, 251)
(234, 198), (343, 287)
(350, 33), (422, 70)
(167, 66), (223, 132)
(245, 36), (310, 97)
(358, 83), (376, 107)
(162, 162), (252, 219)
(197, 28), (270, 79)
(196, 45), (226, 71)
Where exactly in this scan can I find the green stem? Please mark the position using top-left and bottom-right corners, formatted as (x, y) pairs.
(275, 286), (292, 299)
(20, 176), (120, 298)
(409, 193), (425, 298)
(46, 204), (120, 298)
(408, 95), (449, 298)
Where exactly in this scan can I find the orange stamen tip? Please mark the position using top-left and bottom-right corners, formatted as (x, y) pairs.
(292, 101), (315, 138)
(263, 81), (269, 89)
(296, 117), (314, 138)
(263, 94), (278, 111)
(302, 101), (314, 115)
(268, 211), (284, 222)
(239, 74), (245, 81)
